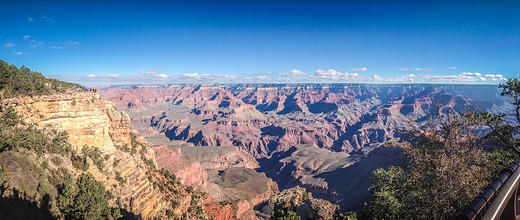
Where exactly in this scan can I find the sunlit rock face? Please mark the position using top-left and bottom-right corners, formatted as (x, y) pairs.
(100, 84), (510, 157)
(1, 92), (208, 219)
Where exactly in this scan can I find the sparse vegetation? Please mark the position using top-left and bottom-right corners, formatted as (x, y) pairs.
(333, 210), (357, 220)
(302, 191), (309, 201)
(58, 173), (121, 219)
(0, 107), (72, 157)
(0, 60), (85, 99)
(71, 152), (90, 171)
(271, 209), (300, 220)
(113, 158), (121, 167)
(115, 171), (126, 184)
(48, 131), (72, 156)
(82, 145), (105, 171)
(51, 156), (63, 165)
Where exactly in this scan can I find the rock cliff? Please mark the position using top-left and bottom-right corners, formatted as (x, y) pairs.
(1, 92), (207, 219)
(258, 186), (342, 220)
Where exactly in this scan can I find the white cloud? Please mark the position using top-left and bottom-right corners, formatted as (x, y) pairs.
(30, 40), (43, 48)
(65, 41), (79, 45)
(49, 68), (511, 86)
(351, 67), (367, 72)
(448, 67), (457, 69)
(256, 75), (268, 80)
(481, 74), (506, 82)
(386, 74), (416, 82)
(23, 35), (30, 39)
(314, 69), (359, 79)
(429, 75), (480, 82)
(370, 75), (383, 81)
(389, 67), (412, 71)
(284, 69), (308, 76)
(67, 71), (245, 85)
(427, 73), (506, 82)
(298, 69), (365, 82)
(4, 43), (14, 47)
(184, 73), (200, 78)
(27, 17), (34, 22)
(413, 67), (434, 71)
(48, 46), (63, 49)
(14, 52), (24, 55)
(461, 72), (482, 76)
(43, 17), (54, 24)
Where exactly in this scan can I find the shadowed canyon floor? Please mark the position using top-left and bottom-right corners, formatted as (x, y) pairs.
(98, 83), (513, 213)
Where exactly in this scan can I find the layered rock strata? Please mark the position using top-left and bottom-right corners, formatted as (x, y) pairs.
(1, 92), (207, 219)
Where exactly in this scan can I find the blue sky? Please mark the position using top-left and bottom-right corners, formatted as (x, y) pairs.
(1, 1), (519, 85)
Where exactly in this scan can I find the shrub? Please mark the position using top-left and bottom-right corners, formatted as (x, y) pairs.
(115, 171), (126, 184)
(58, 173), (118, 219)
(48, 131), (71, 156)
(82, 146), (104, 171)
(51, 156), (63, 166)
(71, 153), (89, 171)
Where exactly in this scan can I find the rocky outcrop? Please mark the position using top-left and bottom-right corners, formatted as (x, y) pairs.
(152, 142), (278, 219)
(297, 198), (339, 220)
(3, 93), (117, 152)
(153, 145), (208, 186)
(201, 167), (279, 218)
(203, 198), (256, 220)
(1, 92), (208, 219)
(258, 186), (339, 220)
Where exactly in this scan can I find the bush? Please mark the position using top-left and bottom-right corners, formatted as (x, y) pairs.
(115, 171), (126, 184)
(51, 156), (63, 166)
(41, 160), (49, 169)
(271, 209), (300, 220)
(302, 191), (309, 201)
(0, 106), (19, 127)
(58, 173), (118, 219)
(48, 131), (72, 156)
(71, 153), (89, 171)
(82, 146), (104, 171)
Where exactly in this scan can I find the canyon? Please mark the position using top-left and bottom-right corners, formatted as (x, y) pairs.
(97, 83), (513, 214)
(0, 92), (208, 219)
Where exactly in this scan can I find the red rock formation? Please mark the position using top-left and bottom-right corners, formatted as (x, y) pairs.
(153, 145), (207, 186)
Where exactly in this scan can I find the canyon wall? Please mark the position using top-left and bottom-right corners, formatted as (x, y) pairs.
(1, 92), (207, 219)
(99, 84), (512, 212)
